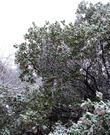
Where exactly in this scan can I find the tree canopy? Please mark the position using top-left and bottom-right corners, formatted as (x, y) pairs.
(15, 1), (110, 101)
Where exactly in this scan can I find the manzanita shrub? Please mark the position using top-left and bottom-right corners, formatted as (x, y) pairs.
(49, 91), (110, 135)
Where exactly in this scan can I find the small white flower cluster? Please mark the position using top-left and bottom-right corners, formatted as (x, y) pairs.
(49, 92), (110, 135)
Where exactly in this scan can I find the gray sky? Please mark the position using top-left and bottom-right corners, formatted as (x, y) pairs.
(0, 0), (109, 62)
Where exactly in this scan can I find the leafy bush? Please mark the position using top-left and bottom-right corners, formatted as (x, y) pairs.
(49, 91), (110, 135)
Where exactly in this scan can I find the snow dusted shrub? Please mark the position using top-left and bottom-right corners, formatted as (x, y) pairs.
(69, 91), (110, 135)
(49, 91), (110, 135)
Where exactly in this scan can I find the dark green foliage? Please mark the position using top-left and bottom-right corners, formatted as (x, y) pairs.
(1, 1), (110, 135)
(14, 1), (110, 101)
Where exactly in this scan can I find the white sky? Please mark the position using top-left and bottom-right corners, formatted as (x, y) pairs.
(0, 0), (109, 62)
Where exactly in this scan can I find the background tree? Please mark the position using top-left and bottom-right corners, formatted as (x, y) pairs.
(0, 57), (27, 95)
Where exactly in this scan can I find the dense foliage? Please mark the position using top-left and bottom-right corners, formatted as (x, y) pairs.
(0, 1), (110, 135)
(49, 92), (110, 135)
(15, 1), (110, 101)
